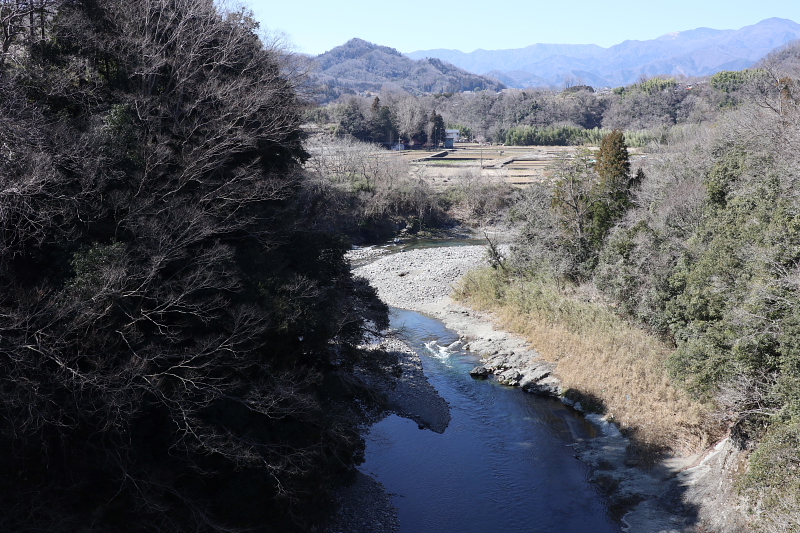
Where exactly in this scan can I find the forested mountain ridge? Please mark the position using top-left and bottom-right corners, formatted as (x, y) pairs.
(407, 17), (800, 88)
(313, 53), (800, 147)
(310, 38), (505, 103)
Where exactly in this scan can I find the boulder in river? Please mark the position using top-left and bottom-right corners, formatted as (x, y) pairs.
(469, 366), (491, 379)
(497, 369), (523, 386)
(518, 366), (553, 389)
(523, 376), (562, 397)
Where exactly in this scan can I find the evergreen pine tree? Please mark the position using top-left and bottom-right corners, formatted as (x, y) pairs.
(428, 110), (445, 147)
(588, 129), (633, 248)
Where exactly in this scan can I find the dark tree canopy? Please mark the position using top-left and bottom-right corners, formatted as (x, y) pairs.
(0, 1), (389, 531)
(428, 109), (446, 147)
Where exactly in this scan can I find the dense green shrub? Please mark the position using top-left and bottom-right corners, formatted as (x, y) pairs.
(503, 125), (588, 146)
(741, 418), (800, 531)
(587, 130), (635, 247)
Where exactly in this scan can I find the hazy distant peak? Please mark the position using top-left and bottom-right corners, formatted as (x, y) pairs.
(406, 43), (605, 74)
(406, 18), (800, 88)
(656, 27), (729, 41)
(335, 38), (403, 57)
(751, 17), (800, 26)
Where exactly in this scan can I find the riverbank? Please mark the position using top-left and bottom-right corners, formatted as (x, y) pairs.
(325, 335), (451, 533)
(353, 245), (562, 396)
(351, 244), (733, 533)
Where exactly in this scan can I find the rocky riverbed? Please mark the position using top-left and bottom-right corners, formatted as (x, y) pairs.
(353, 245), (563, 397)
(339, 243), (726, 533)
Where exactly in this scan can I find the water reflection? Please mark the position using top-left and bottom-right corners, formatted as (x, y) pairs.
(360, 308), (619, 533)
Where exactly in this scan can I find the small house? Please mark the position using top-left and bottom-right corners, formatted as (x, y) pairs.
(444, 129), (460, 148)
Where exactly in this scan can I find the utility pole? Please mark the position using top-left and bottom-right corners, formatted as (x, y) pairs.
(479, 142), (483, 177)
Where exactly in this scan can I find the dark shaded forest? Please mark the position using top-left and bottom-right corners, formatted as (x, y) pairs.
(0, 1), (395, 531)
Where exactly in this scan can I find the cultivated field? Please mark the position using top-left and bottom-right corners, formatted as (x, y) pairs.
(397, 143), (644, 190)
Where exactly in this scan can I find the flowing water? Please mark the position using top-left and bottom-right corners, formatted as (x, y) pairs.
(360, 307), (620, 533)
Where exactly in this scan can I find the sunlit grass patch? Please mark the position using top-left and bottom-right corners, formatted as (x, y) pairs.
(454, 267), (720, 457)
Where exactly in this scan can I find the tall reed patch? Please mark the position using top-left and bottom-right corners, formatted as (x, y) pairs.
(454, 267), (719, 457)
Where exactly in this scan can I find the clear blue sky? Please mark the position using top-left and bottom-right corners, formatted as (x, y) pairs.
(242, 0), (800, 56)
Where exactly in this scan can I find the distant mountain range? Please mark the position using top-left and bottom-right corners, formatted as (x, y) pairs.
(309, 38), (505, 102)
(406, 18), (800, 88)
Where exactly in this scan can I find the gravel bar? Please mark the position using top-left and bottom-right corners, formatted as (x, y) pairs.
(352, 245), (489, 312)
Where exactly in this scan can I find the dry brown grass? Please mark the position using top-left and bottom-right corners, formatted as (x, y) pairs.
(454, 267), (721, 457)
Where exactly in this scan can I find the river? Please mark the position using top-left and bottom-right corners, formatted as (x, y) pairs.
(360, 307), (621, 533)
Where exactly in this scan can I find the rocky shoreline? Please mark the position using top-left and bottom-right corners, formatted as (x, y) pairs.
(341, 243), (727, 533)
(358, 336), (451, 434)
(353, 245), (565, 398)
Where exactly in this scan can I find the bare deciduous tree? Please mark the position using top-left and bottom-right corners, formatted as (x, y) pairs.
(0, 1), (391, 531)
(0, 0), (56, 66)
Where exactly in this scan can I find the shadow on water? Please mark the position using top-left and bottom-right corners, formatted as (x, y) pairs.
(562, 389), (702, 528)
(360, 308), (621, 533)
(395, 238), (484, 252)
